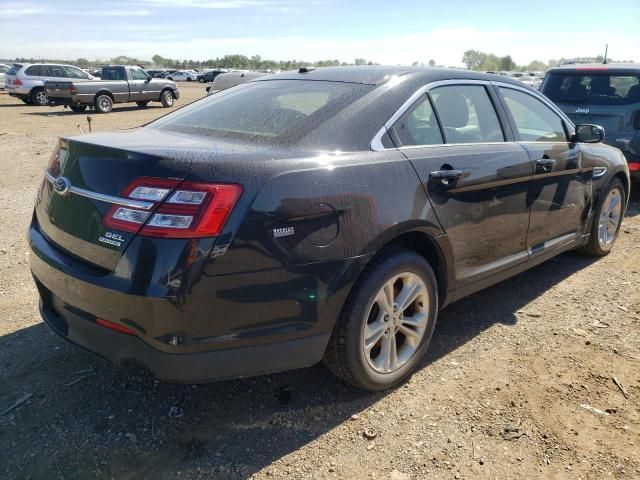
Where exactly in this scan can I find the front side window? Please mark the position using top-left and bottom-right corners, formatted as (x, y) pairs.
(47, 65), (68, 78)
(499, 87), (567, 142)
(430, 85), (504, 144)
(392, 94), (443, 146)
(130, 68), (148, 80)
(63, 66), (88, 79)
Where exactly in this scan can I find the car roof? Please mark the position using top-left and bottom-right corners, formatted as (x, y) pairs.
(548, 63), (640, 73)
(253, 65), (529, 88)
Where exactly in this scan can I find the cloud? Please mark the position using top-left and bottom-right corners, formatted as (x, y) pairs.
(139, 0), (288, 8)
(0, 7), (45, 17)
(82, 9), (152, 16)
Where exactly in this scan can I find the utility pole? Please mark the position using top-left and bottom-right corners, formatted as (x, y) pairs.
(603, 44), (608, 64)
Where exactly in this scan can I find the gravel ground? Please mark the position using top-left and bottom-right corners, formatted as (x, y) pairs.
(0, 83), (638, 480)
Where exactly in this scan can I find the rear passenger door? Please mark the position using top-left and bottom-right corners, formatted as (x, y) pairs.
(496, 85), (591, 256)
(390, 82), (533, 287)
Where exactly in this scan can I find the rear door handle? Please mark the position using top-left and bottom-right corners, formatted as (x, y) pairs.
(535, 158), (556, 173)
(430, 169), (463, 183)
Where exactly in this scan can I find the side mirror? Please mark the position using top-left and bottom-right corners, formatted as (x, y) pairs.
(205, 86), (211, 93)
(573, 124), (605, 143)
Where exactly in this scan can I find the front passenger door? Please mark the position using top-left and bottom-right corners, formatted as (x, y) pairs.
(496, 86), (591, 256)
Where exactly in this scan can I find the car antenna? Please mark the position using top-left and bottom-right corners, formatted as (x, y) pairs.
(603, 44), (608, 64)
(86, 115), (92, 133)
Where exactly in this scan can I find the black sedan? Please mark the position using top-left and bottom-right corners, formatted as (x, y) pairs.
(30, 66), (630, 391)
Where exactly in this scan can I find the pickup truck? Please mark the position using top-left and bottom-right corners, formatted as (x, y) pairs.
(45, 65), (179, 113)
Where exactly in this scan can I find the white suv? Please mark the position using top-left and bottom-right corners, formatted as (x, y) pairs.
(4, 63), (94, 105)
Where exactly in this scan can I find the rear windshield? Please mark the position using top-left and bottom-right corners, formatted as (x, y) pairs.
(543, 72), (640, 105)
(149, 79), (373, 142)
(6, 65), (22, 75)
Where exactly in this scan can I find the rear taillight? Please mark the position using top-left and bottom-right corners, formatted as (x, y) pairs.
(634, 110), (640, 130)
(70, 84), (77, 95)
(13, 78), (22, 86)
(103, 177), (242, 238)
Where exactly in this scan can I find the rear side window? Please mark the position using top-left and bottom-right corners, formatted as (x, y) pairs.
(392, 94), (443, 146)
(25, 65), (44, 76)
(500, 87), (567, 142)
(430, 85), (504, 144)
(0, 65), (11, 74)
(543, 72), (640, 105)
(101, 68), (126, 81)
(150, 80), (372, 141)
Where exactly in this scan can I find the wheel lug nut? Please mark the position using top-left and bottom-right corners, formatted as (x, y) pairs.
(393, 305), (398, 312)
(384, 315), (389, 322)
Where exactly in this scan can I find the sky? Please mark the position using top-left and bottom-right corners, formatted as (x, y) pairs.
(0, 0), (638, 66)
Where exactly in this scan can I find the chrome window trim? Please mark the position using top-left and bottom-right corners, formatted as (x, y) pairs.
(43, 170), (154, 210)
(370, 79), (576, 151)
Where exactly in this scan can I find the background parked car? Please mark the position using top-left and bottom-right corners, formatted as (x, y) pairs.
(197, 69), (226, 83)
(166, 70), (198, 82)
(158, 70), (178, 79)
(0, 63), (9, 90)
(4, 63), (95, 105)
(145, 69), (166, 78)
(541, 63), (640, 178)
(206, 70), (267, 94)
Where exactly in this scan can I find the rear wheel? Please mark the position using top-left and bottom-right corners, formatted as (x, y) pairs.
(187, 77), (192, 82)
(580, 178), (625, 256)
(94, 94), (113, 114)
(136, 101), (149, 108)
(198, 77), (205, 83)
(160, 90), (174, 108)
(324, 248), (438, 391)
(30, 88), (48, 106)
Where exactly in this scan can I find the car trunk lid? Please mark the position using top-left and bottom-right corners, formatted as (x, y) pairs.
(35, 130), (237, 271)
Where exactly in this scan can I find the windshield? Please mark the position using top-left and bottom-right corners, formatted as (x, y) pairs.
(543, 72), (640, 105)
(149, 79), (373, 143)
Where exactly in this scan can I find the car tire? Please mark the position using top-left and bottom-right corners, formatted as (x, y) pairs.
(187, 78), (192, 82)
(69, 105), (87, 112)
(323, 247), (438, 391)
(160, 90), (174, 108)
(136, 101), (149, 108)
(580, 178), (625, 256)
(198, 78), (205, 83)
(30, 88), (48, 106)
(94, 94), (113, 114)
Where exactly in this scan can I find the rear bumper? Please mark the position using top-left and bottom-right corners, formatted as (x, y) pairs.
(37, 282), (328, 383)
(28, 217), (349, 382)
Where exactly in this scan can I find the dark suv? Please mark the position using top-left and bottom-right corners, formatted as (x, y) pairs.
(541, 63), (640, 178)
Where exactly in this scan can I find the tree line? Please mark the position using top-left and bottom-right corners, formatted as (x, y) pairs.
(3, 51), (635, 72)
(461, 49), (635, 72)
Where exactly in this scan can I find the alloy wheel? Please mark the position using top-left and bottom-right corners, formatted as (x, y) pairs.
(598, 187), (622, 247)
(362, 272), (429, 374)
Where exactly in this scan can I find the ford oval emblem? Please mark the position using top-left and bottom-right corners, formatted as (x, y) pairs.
(53, 176), (71, 196)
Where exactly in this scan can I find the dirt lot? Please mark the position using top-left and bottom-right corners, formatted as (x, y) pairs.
(0, 82), (638, 480)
